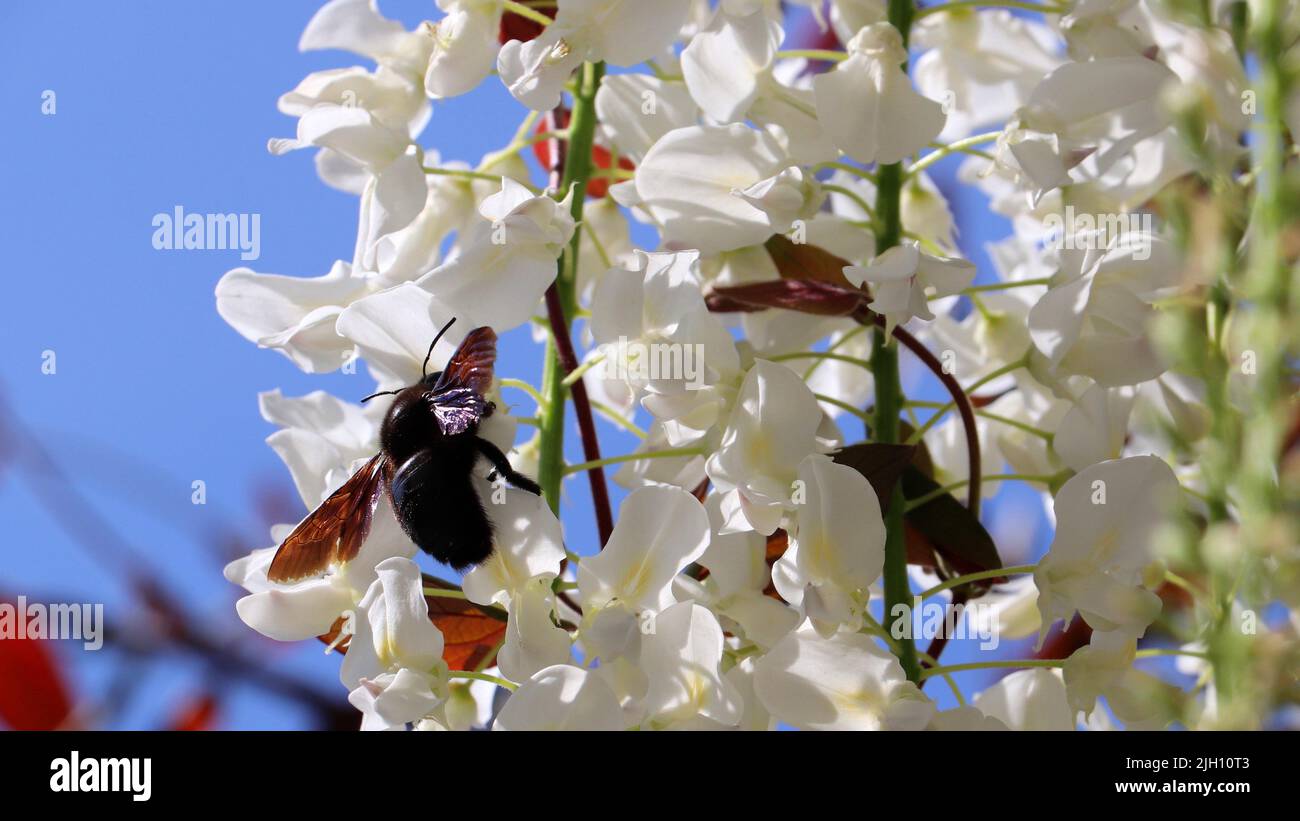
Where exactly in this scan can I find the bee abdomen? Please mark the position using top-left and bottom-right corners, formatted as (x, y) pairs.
(389, 449), (494, 570)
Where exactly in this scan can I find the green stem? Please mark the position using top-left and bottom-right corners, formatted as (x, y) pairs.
(959, 277), (1053, 295)
(422, 165), (541, 194)
(918, 564), (1037, 600)
(502, 0), (554, 27)
(774, 48), (848, 62)
(905, 354), (1029, 444)
(536, 62), (605, 515)
(563, 446), (704, 476)
(903, 474), (1055, 512)
(870, 5), (919, 680)
(814, 393), (875, 425)
(772, 350), (874, 370)
(448, 670), (518, 691)
(906, 131), (1002, 178)
(918, 659), (1065, 681)
(915, 1), (1069, 19)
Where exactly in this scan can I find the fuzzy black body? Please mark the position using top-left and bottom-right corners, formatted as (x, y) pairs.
(381, 378), (496, 570)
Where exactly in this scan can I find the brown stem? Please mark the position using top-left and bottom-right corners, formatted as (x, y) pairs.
(539, 107), (614, 548)
(544, 274), (615, 547)
(854, 307), (982, 515)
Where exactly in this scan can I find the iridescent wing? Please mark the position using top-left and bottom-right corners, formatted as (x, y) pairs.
(428, 327), (497, 436)
(266, 455), (388, 584)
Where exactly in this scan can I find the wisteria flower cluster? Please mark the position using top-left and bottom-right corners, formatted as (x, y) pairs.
(219, 0), (1298, 731)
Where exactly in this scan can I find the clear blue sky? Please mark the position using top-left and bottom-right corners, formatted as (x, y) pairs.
(0, 0), (1047, 729)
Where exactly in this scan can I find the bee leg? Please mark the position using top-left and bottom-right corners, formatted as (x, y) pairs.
(473, 437), (542, 496)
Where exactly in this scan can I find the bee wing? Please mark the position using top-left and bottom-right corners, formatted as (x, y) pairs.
(428, 386), (490, 436)
(432, 326), (497, 398)
(267, 454), (388, 584)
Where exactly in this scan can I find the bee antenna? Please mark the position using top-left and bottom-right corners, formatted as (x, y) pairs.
(360, 389), (401, 404)
(423, 317), (457, 378)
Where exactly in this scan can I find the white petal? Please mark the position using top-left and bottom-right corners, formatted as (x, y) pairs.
(494, 665), (624, 730)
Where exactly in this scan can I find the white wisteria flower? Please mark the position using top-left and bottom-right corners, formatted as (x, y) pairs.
(707, 360), (826, 535)
(340, 557), (448, 731)
(813, 22), (946, 165)
(843, 241), (976, 334)
(753, 626), (936, 730)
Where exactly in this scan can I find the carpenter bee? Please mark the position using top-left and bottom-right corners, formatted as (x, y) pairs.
(266, 319), (541, 583)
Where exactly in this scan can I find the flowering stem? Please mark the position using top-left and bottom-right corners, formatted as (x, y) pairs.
(422, 165), (542, 194)
(903, 474), (1056, 512)
(864, 0), (923, 684)
(905, 353), (1028, 443)
(773, 350), (874, 370)
(814, 393), (875, 425)
(915, 1), (1069, 20)
(500, 377), (548, 410)
(918, 658), (1065, 680)
(821, 183), (878, 224)
(536, 63), (615, 547)
(906, 130), (1002, 178)
(774, 48), (848, 62)
(561, 352), (605, 387)
(449, 670), (518, 691)
(959, 277), (1053, 294)
(888, 322), (982, 513)
(563, 446), (705, 476)
(501, 0), (554, 27)
(918, 563), (1037, 599)
(589, 400), (647, 438)
(1136, 647), (1213, 661)
(815, 160), (878, 183)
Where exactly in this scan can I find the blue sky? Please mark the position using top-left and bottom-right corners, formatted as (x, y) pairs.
(0, 1), (1052, 729)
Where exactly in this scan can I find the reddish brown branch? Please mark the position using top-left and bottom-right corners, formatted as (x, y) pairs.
(544, 285), (614, 547)
(855, 307), (982, 515)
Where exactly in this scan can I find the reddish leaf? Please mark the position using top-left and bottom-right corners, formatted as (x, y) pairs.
(316, 577), (507, 672)
(1035, 618), (1092, 660)
(423, 577), (507, 672)
(832, 443), (916, 510)
(167, 693), (219, 732)
(499, 4), (553, 44)
(764, 235), (858, 288)
(706, 279), (866, 316)
(532, 110), (634, 198)
(898, 466), (1003, 586)
(761, 530), (791, 601)
(0, 624), (73, 730)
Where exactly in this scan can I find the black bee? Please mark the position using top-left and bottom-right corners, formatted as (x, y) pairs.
(266, 318), (541, 583)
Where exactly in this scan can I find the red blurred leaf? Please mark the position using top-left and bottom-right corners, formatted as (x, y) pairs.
(499, 3), (553, 44)
(167, 693), (219, 731)
(532, 110), (634, 198)
(1035, 618), (1092, 660)
(707, 279), (866, 316)
(0, 619), (73, 730)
